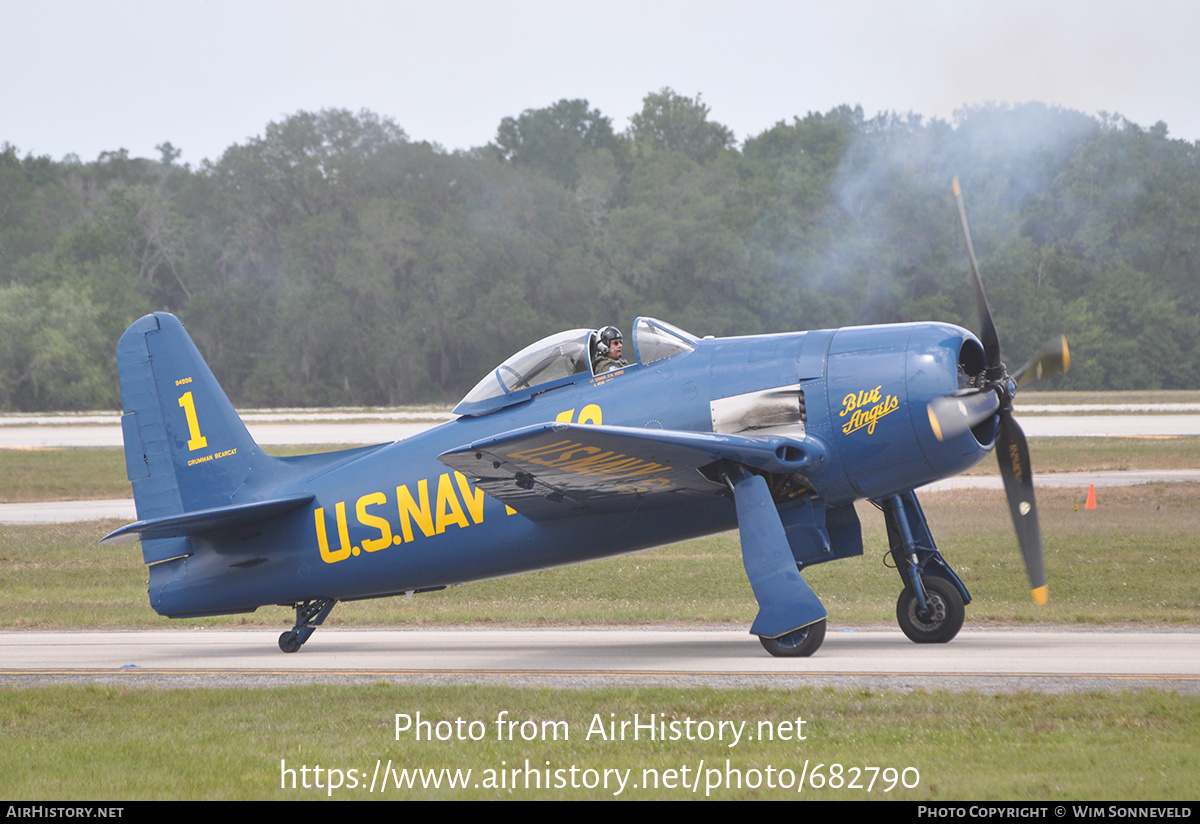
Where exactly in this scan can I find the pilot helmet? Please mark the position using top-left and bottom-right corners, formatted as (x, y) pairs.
(597, 325), (623, 356)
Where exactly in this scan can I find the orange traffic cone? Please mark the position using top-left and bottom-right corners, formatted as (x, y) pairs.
(1085, 483), (1097, 510)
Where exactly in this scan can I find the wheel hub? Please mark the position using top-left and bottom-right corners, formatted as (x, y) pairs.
(775, 626), (811, 649)
(759, 619), (827, 657)
(912, 593), (948, 629)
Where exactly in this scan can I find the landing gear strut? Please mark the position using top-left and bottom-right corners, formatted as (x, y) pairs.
(878, 491), (970, 645)
(721, 464), (829, 658)
(278, 598), (337, 653)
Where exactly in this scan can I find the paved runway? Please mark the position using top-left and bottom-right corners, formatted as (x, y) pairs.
(5, 412), (1200, 448)
(3, 628), (1197, 692)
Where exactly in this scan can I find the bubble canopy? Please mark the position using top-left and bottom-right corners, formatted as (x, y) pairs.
(453, 318), (696, 416)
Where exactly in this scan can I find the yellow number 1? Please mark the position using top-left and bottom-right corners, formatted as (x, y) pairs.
(178, 391), (208, 451)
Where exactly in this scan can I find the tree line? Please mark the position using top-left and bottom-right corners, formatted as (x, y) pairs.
(2, 90), (1198, 411)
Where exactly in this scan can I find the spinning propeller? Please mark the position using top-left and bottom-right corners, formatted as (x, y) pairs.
(926, 178), (1070, 605)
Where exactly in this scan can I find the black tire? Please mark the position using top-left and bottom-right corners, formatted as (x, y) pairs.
(278, 631), (302, 653)
(759, 619), (826, 657)
(896, 576), (964, 644)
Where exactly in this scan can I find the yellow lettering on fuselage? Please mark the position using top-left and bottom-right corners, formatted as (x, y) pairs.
(839, 386), (882, 417)
(316, 471), (500, 565)
(314, 501), (353, 563)
(435, 472), (469, 534)
(356, 492), (393, 552)
(396, 478), (434, 543)
(455, 471), (486, 524)
(839, 385), (901, 436)
(556, 405), (602, 426)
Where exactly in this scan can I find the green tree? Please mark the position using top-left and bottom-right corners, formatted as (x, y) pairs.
(0, 284), (113, 410)
(627, 88), (734, 163)
(492, 99), (621, 189)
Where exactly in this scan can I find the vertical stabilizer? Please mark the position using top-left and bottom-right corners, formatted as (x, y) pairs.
(117, 313), (262, 523)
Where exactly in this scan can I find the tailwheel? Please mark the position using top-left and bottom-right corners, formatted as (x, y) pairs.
(759, 619), (826, 657)
(896, 576), (964, 644)
(277, 597), (337, 653)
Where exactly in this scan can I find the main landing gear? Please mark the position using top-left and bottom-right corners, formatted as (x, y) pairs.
(721, 465), (831, 659)
(879, 491), (970, 645)
(278, 598), (337, 653)
(759, 619), (827, 658)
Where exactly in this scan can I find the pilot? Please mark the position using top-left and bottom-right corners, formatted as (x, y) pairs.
(592, 326), (629, 374)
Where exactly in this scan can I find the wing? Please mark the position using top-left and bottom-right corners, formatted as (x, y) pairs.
(438, 422), (823, 520)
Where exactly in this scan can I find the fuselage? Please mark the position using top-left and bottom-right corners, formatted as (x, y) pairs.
(147, 320), (994, 618)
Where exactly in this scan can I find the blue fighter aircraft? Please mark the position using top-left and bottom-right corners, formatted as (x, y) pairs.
(102, 181), (1068, 656)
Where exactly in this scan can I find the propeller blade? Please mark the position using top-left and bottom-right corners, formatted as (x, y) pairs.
(1013, 335), (1070, 389)
(953, 177), (1002, 370)
(927, 389), (1001, 442)
(952, 179), (1051, 607)
(995, 413), (1048, 604)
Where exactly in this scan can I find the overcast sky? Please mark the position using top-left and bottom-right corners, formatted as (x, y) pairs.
(4, 0), (1198, 165)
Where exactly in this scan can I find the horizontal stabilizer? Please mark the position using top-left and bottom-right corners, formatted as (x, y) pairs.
(100, 494), (314, 545)
(439, 422), (822, 520)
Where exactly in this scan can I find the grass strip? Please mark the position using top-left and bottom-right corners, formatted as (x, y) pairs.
(1, 684), (1197, 800)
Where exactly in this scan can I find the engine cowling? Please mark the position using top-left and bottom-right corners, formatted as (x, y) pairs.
(814, 322), (993, 501)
